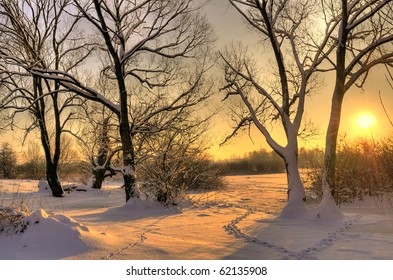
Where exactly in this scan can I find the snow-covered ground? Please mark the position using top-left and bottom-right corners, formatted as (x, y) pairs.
(0, 174), (392, 260)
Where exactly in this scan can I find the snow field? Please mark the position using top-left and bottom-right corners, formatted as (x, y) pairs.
(1, 174), (393, 260)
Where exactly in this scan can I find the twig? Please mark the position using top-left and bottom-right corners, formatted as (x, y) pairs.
(379, 91), (393, 128)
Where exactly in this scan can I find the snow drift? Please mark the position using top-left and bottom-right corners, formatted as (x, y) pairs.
(0, 209), (93, 259)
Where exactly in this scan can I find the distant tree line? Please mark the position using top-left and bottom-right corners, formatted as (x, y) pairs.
(0, 141), (84, 180)
(215, 147), (326, 176)
(216, 149), (285, 175)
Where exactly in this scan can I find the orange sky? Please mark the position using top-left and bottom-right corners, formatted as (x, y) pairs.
(1, 1), (393, 161)
(208, 63), (393, 160)
(205, 1), (393, 160)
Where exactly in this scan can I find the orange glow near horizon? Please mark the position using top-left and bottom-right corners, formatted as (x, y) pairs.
(357, 112), (377, 129)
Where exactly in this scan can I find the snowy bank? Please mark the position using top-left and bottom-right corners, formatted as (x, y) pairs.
(0, 209), (95, 259)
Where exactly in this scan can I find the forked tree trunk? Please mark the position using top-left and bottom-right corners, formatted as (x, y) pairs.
(34, 76), (63, 197)
(91, 118), (110, 189)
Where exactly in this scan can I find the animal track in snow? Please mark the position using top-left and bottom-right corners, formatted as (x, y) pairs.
(290, 214), (362, 259)
(225, 210), (362, 259)
(100, 229), (150, 260)
(224, 206), (295, 255)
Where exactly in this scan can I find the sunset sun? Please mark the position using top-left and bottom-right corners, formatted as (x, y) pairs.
(357, 113), (377, 129)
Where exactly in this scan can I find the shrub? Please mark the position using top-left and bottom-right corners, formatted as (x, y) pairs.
(138, 153), (225, 206)
(0, 204), (30, 234)
(303, 138), (393, 205)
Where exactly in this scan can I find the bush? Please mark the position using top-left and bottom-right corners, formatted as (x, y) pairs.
(303, 138), (393, 205)
(138, 154), (225, 206)
(0, 204), (30, 234)
(299, 148), (324, 202)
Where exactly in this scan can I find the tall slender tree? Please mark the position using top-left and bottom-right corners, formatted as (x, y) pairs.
(320, 0), (393, 213)
(221, 0), (339, 217)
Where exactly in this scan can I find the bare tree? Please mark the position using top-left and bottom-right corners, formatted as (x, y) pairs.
(71, 70), (215, 192)
(31, 0), (215, 202)
(320, 0), (393, 210)
(72, 99), (120, 189)
(220, 0), (339, 217)
(0, 0), (93, 196)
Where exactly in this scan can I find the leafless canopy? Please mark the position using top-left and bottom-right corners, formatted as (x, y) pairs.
(30, 0), (215, 117)
(220, 0), (338, 156)
(0, 0), (215, 200)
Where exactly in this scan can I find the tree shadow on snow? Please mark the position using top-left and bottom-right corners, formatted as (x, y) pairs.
(75, 198), (183, 223)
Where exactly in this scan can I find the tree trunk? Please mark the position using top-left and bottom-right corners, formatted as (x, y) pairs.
(91, 118), (110, 189)
(91, 0), (139, 202)
(120, 121), (137, 202)
(318, 2), (348, 218)
(123, 168), (137, 202)
(34, 76), (63, 197)
(91, 168), (106, 189)
(116, 64), (138, 201)
(322, 86), (344, 201)
(318, 85), (345, 220)
(91, 0), (138, 201)
(116, 56), (137, 202)
(280, 148), (307, 218)
(46, 161), (63, 197)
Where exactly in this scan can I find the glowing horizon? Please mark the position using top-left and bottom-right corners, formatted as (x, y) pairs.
(357, 113), (377, 129)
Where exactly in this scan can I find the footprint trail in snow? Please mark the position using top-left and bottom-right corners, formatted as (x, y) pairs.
(224, 208), (362, 259)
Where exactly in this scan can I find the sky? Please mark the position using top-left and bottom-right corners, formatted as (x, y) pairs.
(204, 0), (393, 160)
(1, 0), (393, 161)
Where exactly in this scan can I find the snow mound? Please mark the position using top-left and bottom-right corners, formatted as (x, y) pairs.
(278, 202), (308, 220)
(86, 175), (94, 188)
(37, 178), (51, 193)
(311, 196), (344, 223)
(0, 209), (93, 259)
